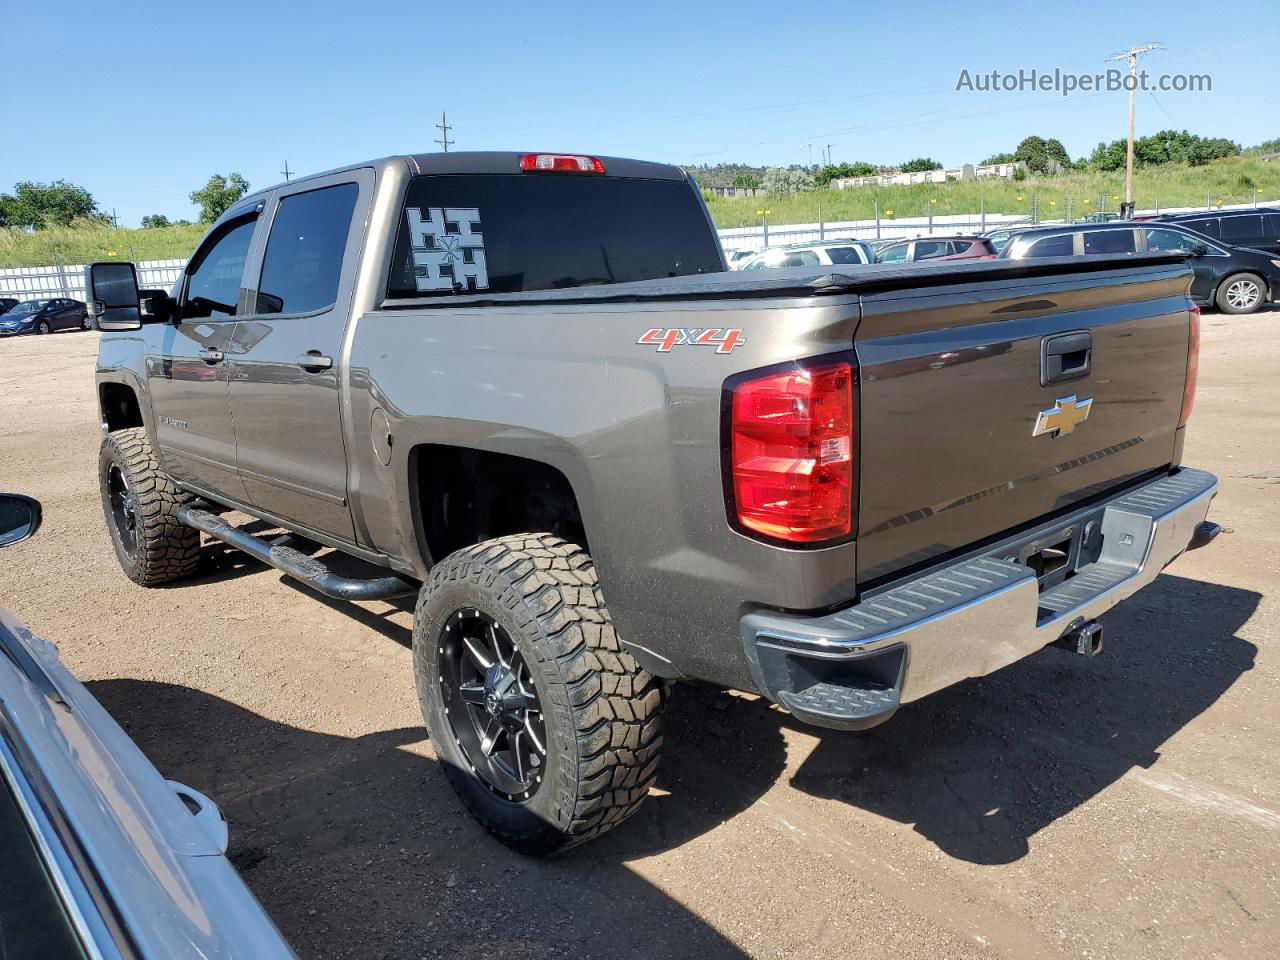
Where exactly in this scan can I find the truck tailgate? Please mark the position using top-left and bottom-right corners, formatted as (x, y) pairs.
(854, 263), (1193, 584)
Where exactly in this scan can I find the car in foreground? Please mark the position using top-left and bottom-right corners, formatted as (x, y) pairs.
(1147, 207), (1280, 256)
(1000, 220), (1280, 313)
(0, 492), (295, 958)
(875, 235), (997, 263)
(0, 297), (90, 335)
(738, 239), (876, 269)
(88, 150), (1218, 856)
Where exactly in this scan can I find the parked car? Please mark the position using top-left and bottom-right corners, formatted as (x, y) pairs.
(88, 150), (1217, 856)
(1147, 207), (1280, 256)
(725, 248), (758, 269)
(0, 297), (18, 315)
(0, 297), (90, 335)
(874, 235), (997, 263)
(0, 492), (296, 959)
(1000, 220), (1280, 314)
(739, 239), (876, 269)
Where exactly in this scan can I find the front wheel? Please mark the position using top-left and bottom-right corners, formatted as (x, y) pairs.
(81, 313), (93, 331)
(413, 533), (665, 856)
(99, 427), (201, 585)
(1216, 273), (1266, 314)
(36, 320), (50, 334)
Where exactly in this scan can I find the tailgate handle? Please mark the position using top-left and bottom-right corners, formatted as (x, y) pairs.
(1042, 332), (1091, 385)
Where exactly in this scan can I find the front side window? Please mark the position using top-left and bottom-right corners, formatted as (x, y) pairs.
(183, 217), (257, 319)
(913, 240), (949, 261)
(1219, 215), (1262, 243)
(877, 243), (908, 263)
(256, 183), (359, 315)
(824, 246), (863, 264)
(1082, 230), (1136, 255)
(387, 174), (722, 298)
(1182, 218), (1219, 239)
(1144, 228), (1197, 253)
(781, 250), (820, 267)
(1024, 234), (1074, 258)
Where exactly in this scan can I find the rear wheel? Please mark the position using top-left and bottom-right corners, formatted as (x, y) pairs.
(99, 427), (200, 586)
(414, 533), (665, 855)
(1216, 273), (1266, 314)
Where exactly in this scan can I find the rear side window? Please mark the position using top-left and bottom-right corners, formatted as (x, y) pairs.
(824, 246), (863, 264)
(387, 174), (722, 298)
(1024, 234), (1074, 258)
(781, 250), (820, 267)
(257, 183), (358, 315)
(1219, 214), (1263, 243)
(1082, 230), (1136, 254)
(183, 216), (257, 319)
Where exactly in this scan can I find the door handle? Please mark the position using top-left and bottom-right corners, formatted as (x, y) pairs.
(198, 349), (224, 364)
(296, 352), (333, 371)
(1041, 331), (1091, 386)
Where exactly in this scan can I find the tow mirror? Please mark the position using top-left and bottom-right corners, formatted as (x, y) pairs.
(85, 262), (142, 330)
(0, 493), (42, 547)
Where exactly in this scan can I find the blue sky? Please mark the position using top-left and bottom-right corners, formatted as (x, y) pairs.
(3, 0), (1276, 225)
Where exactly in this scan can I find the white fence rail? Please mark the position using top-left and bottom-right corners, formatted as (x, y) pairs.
(0, 259), (186, 303)
(0, 200), (1269, 297)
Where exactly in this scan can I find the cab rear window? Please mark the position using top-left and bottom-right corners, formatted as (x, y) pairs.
(386, 174), (722, 298)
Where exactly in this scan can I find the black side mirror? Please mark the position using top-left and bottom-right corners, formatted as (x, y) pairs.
(85, 262), (142, 331)
(0, 494), (42, 547)
(1190, 243), (1208, 257)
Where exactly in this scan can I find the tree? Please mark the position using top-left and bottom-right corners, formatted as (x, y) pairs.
(981, 152), (1016, 165)
(1013, 136), (1071, 174)
(900, 157), (942, 173)
(141, 214), (171, 229)
(732, 174), (762, 189)
(190, 173), (249, 222)
(0, 179), (102, 229)
(814, 161), (877, 187)
(762, 167), (815, 195)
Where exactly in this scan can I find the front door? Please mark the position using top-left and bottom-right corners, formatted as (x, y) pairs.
(226, 173), (368, 541)
(1141, 226), (1218, 302)
(146, 209), (261, 503)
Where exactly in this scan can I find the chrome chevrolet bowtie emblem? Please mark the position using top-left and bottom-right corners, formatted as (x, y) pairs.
(1033, 395), (1093, 437)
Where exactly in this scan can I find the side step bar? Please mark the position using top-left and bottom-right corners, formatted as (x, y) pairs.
(176, 504), (418, 602)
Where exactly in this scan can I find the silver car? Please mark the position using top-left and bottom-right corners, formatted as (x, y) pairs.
(738, 240), (876, 270)
(0, 493), (295, 959)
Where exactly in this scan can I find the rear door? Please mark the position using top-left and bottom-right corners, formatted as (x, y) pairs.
(146, 208), (261, 502)
(225, 171), (369, 540)
(854, 262), (1192, 583)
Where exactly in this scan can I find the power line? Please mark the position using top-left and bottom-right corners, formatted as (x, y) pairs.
(435, 110), (453, 152)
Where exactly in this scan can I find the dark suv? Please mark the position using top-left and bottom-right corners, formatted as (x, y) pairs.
(1148, 208), (1280, 256)
(1001, 220), (1280, 314)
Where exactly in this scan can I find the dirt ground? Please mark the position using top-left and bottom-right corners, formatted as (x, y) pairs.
(0, 310), (1277, 960)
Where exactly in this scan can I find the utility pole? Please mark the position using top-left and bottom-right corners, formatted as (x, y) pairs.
(807, 143), (813, 168)
(826, 144), (832, 166)
(281, 161), (293, 182)
(1106, 43), (1161, 218)
(435, 110), (453, 152)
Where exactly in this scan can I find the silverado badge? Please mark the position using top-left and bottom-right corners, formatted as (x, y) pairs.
(1033, 395), (1093, 438)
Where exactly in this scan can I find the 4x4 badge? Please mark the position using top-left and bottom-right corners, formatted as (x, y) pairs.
(637, 327), (745, 354)
(1033, 395), (1092, 437)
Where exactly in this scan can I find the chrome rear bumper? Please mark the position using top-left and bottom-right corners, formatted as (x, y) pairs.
(740, 468), (1219, 730)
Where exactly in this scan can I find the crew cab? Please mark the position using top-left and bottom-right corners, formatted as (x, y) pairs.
(88, 151), (1219, 855)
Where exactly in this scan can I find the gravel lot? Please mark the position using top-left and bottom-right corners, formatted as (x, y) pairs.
(0, 310), (1277, 960)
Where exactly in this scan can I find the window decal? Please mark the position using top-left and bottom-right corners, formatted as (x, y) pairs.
(406, 207), (488, 292)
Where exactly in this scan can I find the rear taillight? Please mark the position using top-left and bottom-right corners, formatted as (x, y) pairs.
(519, 153), (606, 174)
(1179, 303), (1200, 426)
(728, 360), (855, 544)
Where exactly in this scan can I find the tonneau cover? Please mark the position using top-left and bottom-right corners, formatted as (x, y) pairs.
(379, 252), (1189, 310)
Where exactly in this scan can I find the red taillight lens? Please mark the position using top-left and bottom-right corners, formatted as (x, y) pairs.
(729, 361), (855, 543)
(1179, 303), (1200, 426)
(518, 153), (606, 174)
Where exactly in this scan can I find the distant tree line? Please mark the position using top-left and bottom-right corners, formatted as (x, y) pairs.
(0, 171), (250, 231)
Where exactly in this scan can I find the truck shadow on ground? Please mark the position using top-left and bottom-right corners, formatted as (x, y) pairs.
(781, 573), (1260, 864)
(87, 679), (781, 960)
